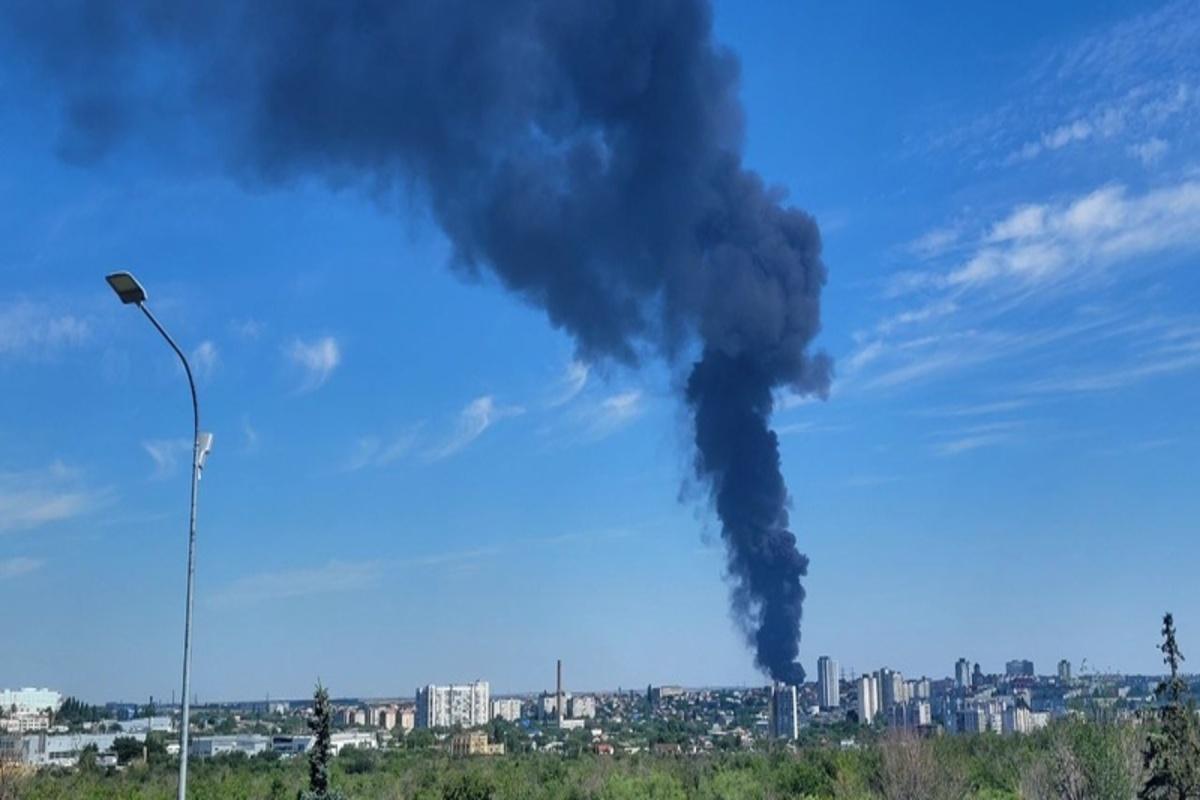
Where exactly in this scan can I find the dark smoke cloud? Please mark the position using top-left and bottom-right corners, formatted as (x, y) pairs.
(3, 0), (831, 683)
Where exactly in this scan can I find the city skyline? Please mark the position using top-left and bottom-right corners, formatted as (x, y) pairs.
(1, 0), (1199, 704)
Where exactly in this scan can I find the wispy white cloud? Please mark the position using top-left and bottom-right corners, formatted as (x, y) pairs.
(141, 439), (191, 479)
(930, 421), (1024, 457)
(547, 360), (590, 408)
(0, 462), (103, 533)
(1007, 118), (1099, 163)
(210, 560), (382, 607)
(428, 396), (524, 460)
(229, 318), (265, 340)
(0, 557), (43, 580)
(903, 226), (962, 259)
(1128, 137), (1169, 166)
(344, 427), (422, 471)
(775, 421), (847, 436)
(241, 417), (260, 454)
(191, 340), (218, 380)
(584, 391), (644, 439)
(919, 399), (1034, 418)
(211, 547), (499, 606)
(942, 181), (1200, 291)
(0, 302), (89, 358)
(286, 336), (341, 391)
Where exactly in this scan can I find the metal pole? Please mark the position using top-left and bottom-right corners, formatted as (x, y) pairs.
(138, 303), (199, 800)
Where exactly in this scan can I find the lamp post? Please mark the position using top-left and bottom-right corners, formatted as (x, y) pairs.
(106, 272), (212, 800)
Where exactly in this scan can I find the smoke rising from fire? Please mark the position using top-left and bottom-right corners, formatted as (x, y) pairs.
(3, 0), (831, 683)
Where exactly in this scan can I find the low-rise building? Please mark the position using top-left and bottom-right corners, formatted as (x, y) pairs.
(449, 730), (503, 756)
(330, 731), (376, 755)
(0, 712), (50, 733)
(271, 735), (314, 755)
(6, 732), (143, 767)
(190, 735), (271, 758)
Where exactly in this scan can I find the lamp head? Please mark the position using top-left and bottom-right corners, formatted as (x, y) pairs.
(105, 272), (147, 305)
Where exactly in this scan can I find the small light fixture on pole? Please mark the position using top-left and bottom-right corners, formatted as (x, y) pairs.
(106, 271), (211, 800)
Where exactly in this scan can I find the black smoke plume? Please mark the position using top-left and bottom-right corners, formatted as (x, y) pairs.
(3, 0), (831, 683)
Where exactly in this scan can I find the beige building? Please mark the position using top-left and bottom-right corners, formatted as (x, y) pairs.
(449, 730), (504, 757)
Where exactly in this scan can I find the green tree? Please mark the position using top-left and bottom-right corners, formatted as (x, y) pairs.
(1141, 613), (1200, 799)
(76, 743), (99, 773)
(111, 736), (144, 765)
(300, 682), (345, 800)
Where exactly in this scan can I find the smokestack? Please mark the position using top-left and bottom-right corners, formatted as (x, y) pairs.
(2, 0), (831, 684)
(556, 658), (563, 727)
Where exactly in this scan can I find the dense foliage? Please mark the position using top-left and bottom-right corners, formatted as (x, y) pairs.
(0, 719), (1178, 800)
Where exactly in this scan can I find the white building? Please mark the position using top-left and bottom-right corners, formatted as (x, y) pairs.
(415, 682), (490, 729)
(330, 731), (377, 754)
(121, 716), (174, 734)
(569, 695), (596, 719)
(855, 675), (878, 724)
(817, 657), (839, 709)
(190, 735), (271, 758)
(771, 684), (799, 740)
(0, 712), (50, 733)
(8, 732), (143, 767)
(491, 698), (522, 722)
(0, 688), (62, 714)
(1002, 705), (1050, 735)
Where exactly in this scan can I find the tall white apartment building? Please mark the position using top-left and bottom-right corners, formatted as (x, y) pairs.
(414, 681), (490, 729)
(490, 698), (523, 722)
(568, 695), (596, 719)
(855, 674), (878, 724)
(817, 657), (839, 709)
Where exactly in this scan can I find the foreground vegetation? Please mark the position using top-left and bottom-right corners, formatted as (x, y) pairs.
(0, 718), (1172, 800)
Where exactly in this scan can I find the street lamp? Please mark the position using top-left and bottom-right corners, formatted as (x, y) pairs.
(106, 271), (212, 800)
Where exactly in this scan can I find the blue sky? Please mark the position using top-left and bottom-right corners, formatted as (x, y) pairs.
(1, 0), (1199, 703)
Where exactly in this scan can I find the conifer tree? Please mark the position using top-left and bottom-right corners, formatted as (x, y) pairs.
(301, 682), (344, 800)
(1141, 613), (1200, 799)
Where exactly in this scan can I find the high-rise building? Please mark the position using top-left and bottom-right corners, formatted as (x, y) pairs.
(771, 684), (799, 740)
(878, 668), (904, 708)
(569, 695), (596, 719)
(1057, 659), (1072, 683)
(1005, 660), (1035, 678)
(414, 682), (490, 729)
(954, 659), (971, 690)
(490, 698), (522, 722)
(855, 675), (878, 724)
(817, 656), (840, 709)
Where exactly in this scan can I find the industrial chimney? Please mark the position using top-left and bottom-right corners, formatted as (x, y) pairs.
(556, 659), (563, 727)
